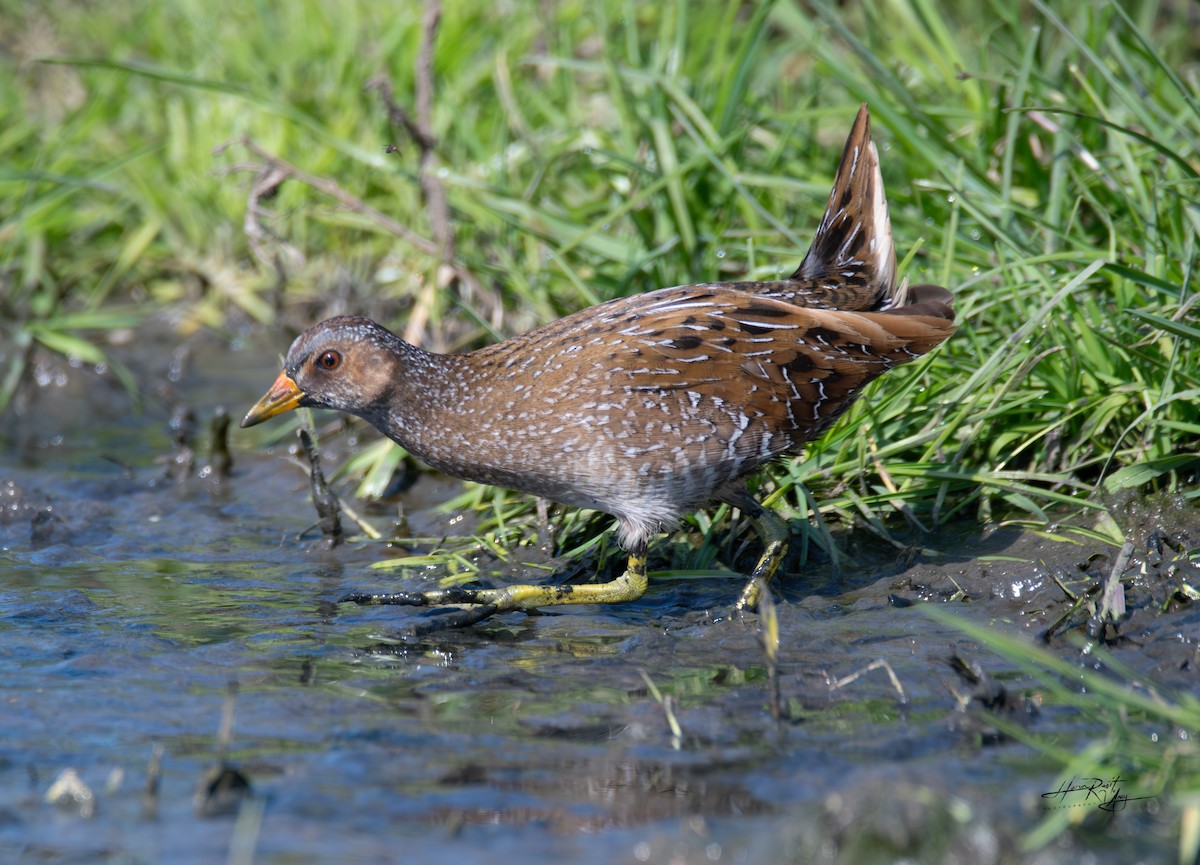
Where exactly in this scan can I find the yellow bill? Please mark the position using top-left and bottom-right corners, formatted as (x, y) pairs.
(241, 371), (303, 428)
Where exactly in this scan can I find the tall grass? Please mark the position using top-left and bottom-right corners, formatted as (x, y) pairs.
(1, 0), (1196, 539)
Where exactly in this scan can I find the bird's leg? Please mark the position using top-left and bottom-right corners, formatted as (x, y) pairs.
(342, 540), (650, 633)
(730, 498), (791, 613)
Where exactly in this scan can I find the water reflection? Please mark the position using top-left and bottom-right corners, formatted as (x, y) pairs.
(0, 330), (1186, 864)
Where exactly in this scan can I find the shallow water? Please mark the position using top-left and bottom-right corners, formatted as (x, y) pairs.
(0, 328), (1192, 864)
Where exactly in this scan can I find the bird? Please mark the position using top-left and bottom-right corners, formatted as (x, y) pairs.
(241, 105), (956, 632)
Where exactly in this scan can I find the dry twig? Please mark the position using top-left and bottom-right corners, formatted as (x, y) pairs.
(368, 1), (490, 347)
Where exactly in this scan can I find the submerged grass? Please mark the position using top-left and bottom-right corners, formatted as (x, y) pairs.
(923, 605), (1200, 862)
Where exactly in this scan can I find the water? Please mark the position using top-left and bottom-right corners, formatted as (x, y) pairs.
(0, 327), (1185, 864)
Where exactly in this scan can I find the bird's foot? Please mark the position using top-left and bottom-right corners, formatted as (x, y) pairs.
(733, 506), (790, 614)
(340, 546), (650, 635)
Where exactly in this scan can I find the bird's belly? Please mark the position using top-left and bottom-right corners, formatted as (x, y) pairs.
(412, 394), (786, 521)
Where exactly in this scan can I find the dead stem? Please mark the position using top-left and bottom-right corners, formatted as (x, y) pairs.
(208, 406), (233, 478)
(367, 1), (496, 348)
(235, 137), (441, 256)
(298, 428), (343, 548)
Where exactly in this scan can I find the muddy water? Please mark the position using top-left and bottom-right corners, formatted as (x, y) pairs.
(0, 327), (1192, 864)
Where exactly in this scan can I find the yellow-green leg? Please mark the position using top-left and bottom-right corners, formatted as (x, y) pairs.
(734, 503), (790, 613)
(344, 542), (649, 634)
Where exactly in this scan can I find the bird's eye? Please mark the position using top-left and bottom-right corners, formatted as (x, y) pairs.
(316, 350), (342, 371)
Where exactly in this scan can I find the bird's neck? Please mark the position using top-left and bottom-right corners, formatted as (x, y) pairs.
(361, 340), (500, 480)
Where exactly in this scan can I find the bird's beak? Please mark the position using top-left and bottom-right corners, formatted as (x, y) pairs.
(241, 371), (303, 428)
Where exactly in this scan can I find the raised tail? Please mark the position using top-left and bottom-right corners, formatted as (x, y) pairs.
(729, 105), (953, 322)
(792, 104), (900, 304)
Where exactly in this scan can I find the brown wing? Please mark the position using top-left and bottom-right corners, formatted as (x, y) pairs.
(601, 284), (955, 450)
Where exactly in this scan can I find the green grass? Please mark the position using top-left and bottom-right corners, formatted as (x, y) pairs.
(4, 0), (1197, 571)
(3, 1), (1194, 528)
